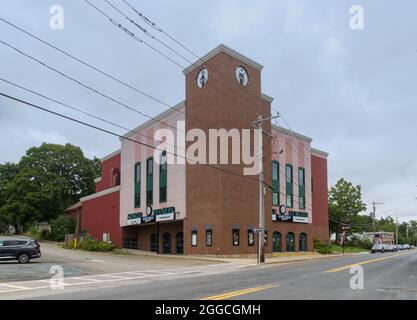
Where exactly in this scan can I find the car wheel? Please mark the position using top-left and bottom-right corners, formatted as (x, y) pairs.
(17, 253), (30, 264)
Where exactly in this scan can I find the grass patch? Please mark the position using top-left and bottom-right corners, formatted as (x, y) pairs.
(329, 245), (369, 254)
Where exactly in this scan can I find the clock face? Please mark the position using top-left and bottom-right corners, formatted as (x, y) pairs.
(145, 205), (153, 216)
(236, 66), (249, 86)
(279, 205), (287, 215)
(196, 68), (208, 88)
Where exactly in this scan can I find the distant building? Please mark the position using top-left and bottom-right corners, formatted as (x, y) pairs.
(351, 232), (395, 245)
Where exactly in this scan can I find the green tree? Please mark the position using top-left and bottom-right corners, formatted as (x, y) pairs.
(0, 162), (19, 232)
(19, 143), (97, 207)
(328, 178), (367, 236)
(1, 143), (98, 231)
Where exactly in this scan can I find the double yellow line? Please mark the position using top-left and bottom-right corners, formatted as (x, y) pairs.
(200, 284), (278, 300)
(324, 252), (410, 273)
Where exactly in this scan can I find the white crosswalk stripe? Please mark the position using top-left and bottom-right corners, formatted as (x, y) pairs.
(0, 262), (256, 295)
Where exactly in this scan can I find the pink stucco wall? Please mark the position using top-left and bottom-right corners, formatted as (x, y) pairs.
(119, 106), (186, 227)
(271, 127), (313, 223)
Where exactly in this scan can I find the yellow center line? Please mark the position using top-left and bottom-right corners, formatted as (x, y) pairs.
(200, 284), (278, 300)
(324, 252), (411, 273)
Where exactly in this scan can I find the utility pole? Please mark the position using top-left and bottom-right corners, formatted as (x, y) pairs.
(251, 113), (279, 264)
(371, 201), (383, 242)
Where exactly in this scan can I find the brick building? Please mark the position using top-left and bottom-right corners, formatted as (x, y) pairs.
(67, 45), (329, 256)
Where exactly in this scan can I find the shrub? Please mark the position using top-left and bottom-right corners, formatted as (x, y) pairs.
(78, 236), (115, 252)
(314, 238), (333, 254)
(50, 215), (75, 242)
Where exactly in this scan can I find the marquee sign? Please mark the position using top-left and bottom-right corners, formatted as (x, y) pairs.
(273, 210), (309, 224)
(127, 206), (176, 224)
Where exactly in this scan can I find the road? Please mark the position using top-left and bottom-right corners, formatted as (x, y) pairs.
(1, 249), (416, 300)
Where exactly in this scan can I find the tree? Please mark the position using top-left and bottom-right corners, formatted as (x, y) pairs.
(328, 178), (367, 236)
(1, 143), (98, 231)
(19, 143), (97, 207)
(0, 162), (19, 232)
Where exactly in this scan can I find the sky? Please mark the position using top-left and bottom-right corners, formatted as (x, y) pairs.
(0, 0), (416, 222)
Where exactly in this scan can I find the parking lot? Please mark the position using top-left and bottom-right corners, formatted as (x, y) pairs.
(0, 238), (218, 283)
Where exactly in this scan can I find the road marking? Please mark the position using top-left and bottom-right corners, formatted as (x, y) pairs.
(324, 252), (411, 273)
(200, 284), (278, 300)
(0, 262), (257, 295)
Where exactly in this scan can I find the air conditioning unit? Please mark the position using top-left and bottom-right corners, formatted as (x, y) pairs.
(103, 233), (110, 242)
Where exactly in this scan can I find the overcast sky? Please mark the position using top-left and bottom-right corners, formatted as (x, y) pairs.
(0, 0), (416, 222)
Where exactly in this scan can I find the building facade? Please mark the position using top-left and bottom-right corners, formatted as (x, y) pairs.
(67, 45), (329, 256)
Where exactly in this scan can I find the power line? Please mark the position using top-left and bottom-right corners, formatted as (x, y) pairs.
(104, 0), (193, 64)
(83, 0), (185, 69)
(0, 77), (182, 152)
(0, 39), (180, 132)
(0, 92), (273, 188)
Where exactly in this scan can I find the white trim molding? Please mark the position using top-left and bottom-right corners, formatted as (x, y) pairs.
(80, 186), (121, 202)
(261, 93), (274, 103)
(183, 44), (264, 75)
(272, 124), (313, 143)
(94, 177), (102, 183)
(101, 149), (120, 162)
(122, 101), (185, 140)
(311, 148), (329, 158)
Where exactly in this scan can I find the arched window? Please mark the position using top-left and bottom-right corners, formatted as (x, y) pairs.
(286, 232), (295, 252)
(176, 232), (183, 254)
(150, 233), (158, 252)
(299, 233), (307, 252)
(162, 232), (171, 254)
(272, 232), (282, 252)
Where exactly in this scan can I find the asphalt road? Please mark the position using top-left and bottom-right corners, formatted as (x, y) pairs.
(2, 250), (417, 300)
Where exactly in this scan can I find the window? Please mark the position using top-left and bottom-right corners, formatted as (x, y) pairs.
(286, 164), (293, 208)
(134, 162), (141, 208)
(159, 151), (167, 203)
(206, 230), (213, 246)
(150, 233), (158, 252)
(298, 167), (305, 209)
(248, 229), (255, 246)
(162, 233), (171, 254)
(272, 161), (279, 206)
(232, 229), (240, 246)
(299, 196), (305, 209)
(286, 232), (295, 252)
(191, 231), (197, 247)
(146, 157), (153, 205)
(286, 164), (293, 183)
(286, 194), (293, 208)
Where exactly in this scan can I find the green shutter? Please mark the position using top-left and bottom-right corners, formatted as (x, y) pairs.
(272, 161), (279, 206)
(146, 157), (153, 205)
(298, 168), (305, 209)
(134, 162), (141, 208)
(286, 164), (293, 196)
(159, 152), (167, 202)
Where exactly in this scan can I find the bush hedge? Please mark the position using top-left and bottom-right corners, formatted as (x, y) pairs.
(78, 236), (115, 252)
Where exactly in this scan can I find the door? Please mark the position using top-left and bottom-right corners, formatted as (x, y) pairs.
(272, 232), (282, 252)
(176, 232), (183, 254)
(0, 240), (21, 258)
(162, 233), (171, 254)
(286, 232), (295, 252)
(299, 233), (307, 252)
(150, 233), (158, 252)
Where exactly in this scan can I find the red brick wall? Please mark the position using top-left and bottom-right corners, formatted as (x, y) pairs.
(96, 153), (121, 192)
(311, 154), (329, 243)
(184, 51), (270, 255)
(81, 190), (122, 248)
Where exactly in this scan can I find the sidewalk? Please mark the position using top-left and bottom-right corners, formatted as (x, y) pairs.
(121, 249), (368, 265)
